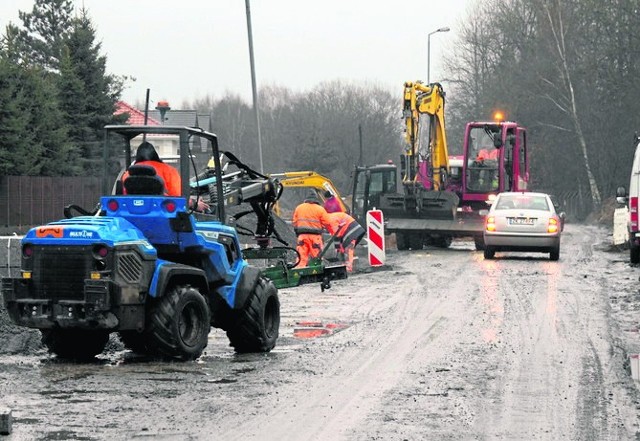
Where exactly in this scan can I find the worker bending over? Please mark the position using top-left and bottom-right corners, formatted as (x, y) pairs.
(329, 211), (365, 272)
(292, 191), (334, 268)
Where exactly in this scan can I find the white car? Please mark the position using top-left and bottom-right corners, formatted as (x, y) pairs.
(483, 192), (562, 260)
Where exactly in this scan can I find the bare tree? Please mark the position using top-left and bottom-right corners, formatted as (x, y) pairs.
(537, 0), (601, 208)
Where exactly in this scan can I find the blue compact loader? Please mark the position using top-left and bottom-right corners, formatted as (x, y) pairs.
(2, 125), (281, 360)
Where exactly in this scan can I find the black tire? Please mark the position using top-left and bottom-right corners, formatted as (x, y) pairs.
(41, 329), (109, 360)
(550, 244), (560, 261)
(227, 276), (280, 353)
(396, 232), (409, 251)
(145, 285), (211, 360)
(474, 236), (485, 251)
(630, 239), (640, 264)
(483, 247), (495, 259)
(118, 330), (148, 354)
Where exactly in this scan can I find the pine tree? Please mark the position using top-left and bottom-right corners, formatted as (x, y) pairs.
(61, 8), (125, 174)
(15, 0), (74, 71)
(0, 59), (38, 175)
(1, 1), (126, 176)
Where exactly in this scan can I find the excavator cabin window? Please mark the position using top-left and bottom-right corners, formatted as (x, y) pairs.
(466, 126), (500, 193)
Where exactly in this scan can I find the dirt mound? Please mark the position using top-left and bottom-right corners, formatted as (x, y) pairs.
(0, 292), (43, 355)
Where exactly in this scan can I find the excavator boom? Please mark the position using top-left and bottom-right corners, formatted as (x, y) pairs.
(402, 81), (449, 192)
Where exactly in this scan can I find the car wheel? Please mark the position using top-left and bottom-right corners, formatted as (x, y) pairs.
(483, 247), (495, 259)
(474, 236), (485, 251)
(550, 245), (560, 261)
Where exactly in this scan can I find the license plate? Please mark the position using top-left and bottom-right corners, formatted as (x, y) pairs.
(508, 217), (535, 225)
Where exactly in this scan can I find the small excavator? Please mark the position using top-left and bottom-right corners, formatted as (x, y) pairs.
(352, 81), (530, 250)
(269, 170), (350, 219)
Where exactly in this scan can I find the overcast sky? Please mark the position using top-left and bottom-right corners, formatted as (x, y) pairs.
(1, 0), (473, 108)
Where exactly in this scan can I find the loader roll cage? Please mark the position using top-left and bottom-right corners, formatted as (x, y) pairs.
(102, 125), (227, 223)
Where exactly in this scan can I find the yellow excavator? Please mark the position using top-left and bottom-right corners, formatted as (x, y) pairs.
(401, 81), (450, 193)
(269, 171), (349, 219)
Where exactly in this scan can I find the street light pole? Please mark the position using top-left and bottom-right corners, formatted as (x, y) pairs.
(245, 0), (264, 174)
(427, 27), (450, 84)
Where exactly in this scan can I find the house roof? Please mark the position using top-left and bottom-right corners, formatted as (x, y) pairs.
(115, 101), (161, 125)
(114, 101), (212, 134)
(148, 109), (197, 127)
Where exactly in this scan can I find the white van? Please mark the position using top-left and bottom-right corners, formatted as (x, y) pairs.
(616, 135), (640, 263)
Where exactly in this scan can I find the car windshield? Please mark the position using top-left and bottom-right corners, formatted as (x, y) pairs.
(495, 194), (549, 211)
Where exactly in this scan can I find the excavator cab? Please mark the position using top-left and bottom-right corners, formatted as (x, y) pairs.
(351, 163), (397, 225)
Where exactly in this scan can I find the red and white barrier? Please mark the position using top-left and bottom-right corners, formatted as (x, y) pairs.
(366, 209), (385, 266)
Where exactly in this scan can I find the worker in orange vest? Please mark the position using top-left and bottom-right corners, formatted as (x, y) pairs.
(122, 142), (182, 196)
(477, 147), (499, 162)
(328, 211), (366, 272)
(121, 141), (209, 211)
(292, 191), (335, 268)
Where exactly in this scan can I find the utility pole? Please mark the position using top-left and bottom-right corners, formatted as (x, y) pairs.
(358, 124), (364, 166)
(245, 0), (264, 174)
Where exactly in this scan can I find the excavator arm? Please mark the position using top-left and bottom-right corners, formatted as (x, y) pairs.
(268, 171), (350, 215)
(402, 81), (449, 192)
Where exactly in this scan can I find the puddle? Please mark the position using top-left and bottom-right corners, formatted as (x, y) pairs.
(293, 321), (349, 339)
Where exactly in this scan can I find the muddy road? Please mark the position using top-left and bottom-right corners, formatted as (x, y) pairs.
(1, 223), (640, 440)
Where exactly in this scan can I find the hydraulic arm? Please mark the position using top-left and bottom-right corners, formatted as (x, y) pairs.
(402, 81), (450, 193)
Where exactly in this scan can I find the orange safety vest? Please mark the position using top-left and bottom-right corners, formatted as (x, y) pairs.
(477, 148), (499, 161)
(328, 212), (365, 245)
(292, 202), (333, 235)
(122, 160), (182, 196)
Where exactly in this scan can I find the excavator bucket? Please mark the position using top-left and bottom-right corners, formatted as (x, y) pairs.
(417, 191), (458, 220)
(379, 190), (458, 221)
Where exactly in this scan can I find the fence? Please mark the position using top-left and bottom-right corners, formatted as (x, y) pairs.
(0, 176), (102, 232)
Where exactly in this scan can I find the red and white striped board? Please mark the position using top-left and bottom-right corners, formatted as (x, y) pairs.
(366, 209), (385, 266)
